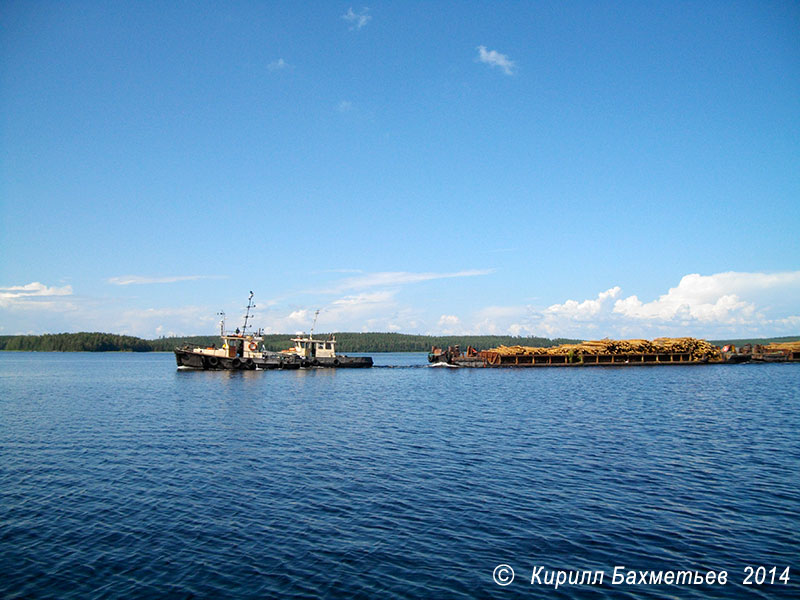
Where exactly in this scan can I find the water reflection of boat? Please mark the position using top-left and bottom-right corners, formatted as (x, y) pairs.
(174, 293), (301, 370)
(281, 311), (373, 368)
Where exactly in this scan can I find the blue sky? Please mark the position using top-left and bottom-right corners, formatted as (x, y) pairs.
(2, 1), (799, 339)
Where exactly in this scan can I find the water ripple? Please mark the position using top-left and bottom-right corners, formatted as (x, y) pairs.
(1, 354), (798, 598)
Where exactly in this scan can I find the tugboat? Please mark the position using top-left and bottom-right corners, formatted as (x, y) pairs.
(175, 292), (302, 370)
(281, 310), (373, 368)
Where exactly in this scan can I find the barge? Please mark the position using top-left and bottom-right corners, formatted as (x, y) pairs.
(428, 339), (800, 368)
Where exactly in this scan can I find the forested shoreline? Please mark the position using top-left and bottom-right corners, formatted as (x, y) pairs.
(1, 332), (798, 353)
(0, 332), (580, 353)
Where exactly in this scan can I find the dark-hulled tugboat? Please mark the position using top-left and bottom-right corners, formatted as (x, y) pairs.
(281, 310), (373, 368)
(175, 292), (302, 370)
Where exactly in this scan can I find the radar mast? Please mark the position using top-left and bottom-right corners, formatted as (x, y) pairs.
(241, 291), (255, 335)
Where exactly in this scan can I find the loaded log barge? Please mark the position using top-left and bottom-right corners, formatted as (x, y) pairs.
(428, 339), (800, 368)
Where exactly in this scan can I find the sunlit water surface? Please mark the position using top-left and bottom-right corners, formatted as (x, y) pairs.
(1, 353), (798, 598)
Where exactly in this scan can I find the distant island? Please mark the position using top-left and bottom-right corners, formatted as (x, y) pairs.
(1, 332), (798, 353)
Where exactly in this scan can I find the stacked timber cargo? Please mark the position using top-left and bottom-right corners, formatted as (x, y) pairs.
(763, 341), (800, 352)
(478, 337), (722, 367)
(756, 341), (800, 362)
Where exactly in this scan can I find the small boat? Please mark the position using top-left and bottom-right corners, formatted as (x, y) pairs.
(281, 311), (373, 368)
(174, 293), (302, 370)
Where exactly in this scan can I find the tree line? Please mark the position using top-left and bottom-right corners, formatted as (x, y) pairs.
(1, 332), (581, 353)
(2, 332), (798, 353)
(0, 332), (151, 352)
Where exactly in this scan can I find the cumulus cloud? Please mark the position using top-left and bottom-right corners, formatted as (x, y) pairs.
(529, 272), (800, 338)
(545, 287), (622, 321)
(108, 275), (224, 285)
(612, 272), (800, 323)
(0, 282), (73, 299)
(437, 314), (462, 335)
(430, 271), (800, 338)
(476, 45), (515, 75)
(342, 7), (371, 30)
(337, 100), (354, 112)
(469, 305), (530, 335)
(0, 282), (74, 309)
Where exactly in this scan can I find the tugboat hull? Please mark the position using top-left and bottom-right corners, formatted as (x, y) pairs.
(175, 348), (301, 370)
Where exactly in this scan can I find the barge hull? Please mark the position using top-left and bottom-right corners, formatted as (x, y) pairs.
(300, 356), (373, 368)
(444, 351), (799, 367)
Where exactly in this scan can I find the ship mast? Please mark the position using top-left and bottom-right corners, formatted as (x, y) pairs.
(217, 311), (226, 337)
(241, 291), (255, 335)
(310, 309), (320, 339)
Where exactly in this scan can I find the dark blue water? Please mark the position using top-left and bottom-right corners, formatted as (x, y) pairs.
(1, 353), (798, 599)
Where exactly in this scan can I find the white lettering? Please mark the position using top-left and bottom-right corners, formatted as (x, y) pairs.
(648, 571), (663, 585)
(674, 570), (692, 585)
(554, 571), (567, 589)
(531, 566), (543, 585)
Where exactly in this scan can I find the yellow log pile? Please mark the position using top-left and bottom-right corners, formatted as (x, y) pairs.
(487, 337), (721, 362)
(764, 341), (800, 352)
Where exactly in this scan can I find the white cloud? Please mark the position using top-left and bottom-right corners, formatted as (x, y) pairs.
(528, 272), (800, 338)
(469, 305), (530, 335)
(117, 305), (217, 337)
(428, 271), (800, 338)
(476, 45), (515, 75)
(5, 271), (798, 340)
(612, 272), (800, 323)
(342, 7), (371, 30)
(437, 314), (462, 335)
(545, 287), (622, 321)
(267, 58), (289, 71)
(286, 309), (312, 325)
(258, 291), (400, 334)
(108, 275), (224, 285)
(323, 269), (492, 293)
(0, 282), (74, 309)
(337, 100), (354, 112)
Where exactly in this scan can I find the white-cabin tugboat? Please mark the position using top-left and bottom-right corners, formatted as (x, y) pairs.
(281, 310), (373, 368)
(175, 293), (302, 370)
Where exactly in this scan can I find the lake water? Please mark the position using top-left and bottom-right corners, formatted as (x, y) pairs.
(1, 353), (798, 599)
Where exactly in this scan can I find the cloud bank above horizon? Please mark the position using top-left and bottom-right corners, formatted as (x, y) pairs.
(1, 270), (798, 340)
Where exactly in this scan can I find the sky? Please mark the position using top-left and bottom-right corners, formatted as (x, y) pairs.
(1, 1), (799, 339)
